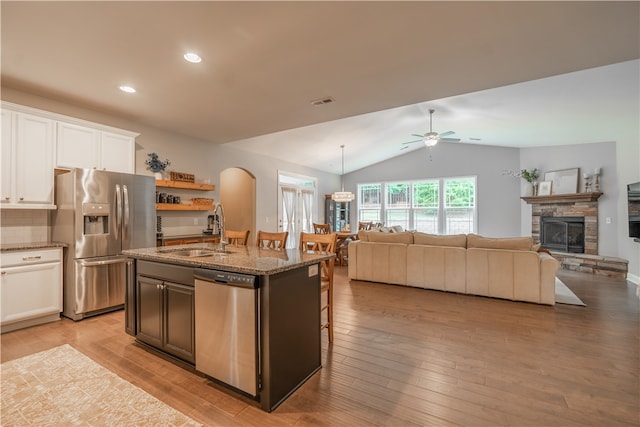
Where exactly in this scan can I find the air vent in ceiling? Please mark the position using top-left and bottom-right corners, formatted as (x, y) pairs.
(310, 97), (335, 106)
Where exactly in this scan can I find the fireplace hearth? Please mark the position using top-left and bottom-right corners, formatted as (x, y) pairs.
(541, 216), (584, 253)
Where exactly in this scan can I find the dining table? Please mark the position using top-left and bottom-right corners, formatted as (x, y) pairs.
(336, 230), (358, 265)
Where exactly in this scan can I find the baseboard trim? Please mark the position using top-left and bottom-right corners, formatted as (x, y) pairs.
(627, 272), (640, 286)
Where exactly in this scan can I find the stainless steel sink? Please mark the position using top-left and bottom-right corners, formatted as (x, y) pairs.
(159, 248), (233, 257)
(169, 249), (217, 257)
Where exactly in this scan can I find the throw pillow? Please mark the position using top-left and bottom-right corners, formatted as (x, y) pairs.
(413, 232), (467, 248)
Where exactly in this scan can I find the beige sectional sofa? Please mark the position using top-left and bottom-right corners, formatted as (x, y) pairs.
(348, 231), (559, 305)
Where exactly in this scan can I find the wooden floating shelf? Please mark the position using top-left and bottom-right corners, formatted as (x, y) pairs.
(521, 192), (602, 204)
(155, 180), (215, 191)
(155, 203), (214, 211)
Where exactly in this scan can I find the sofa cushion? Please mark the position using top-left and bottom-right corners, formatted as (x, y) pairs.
(466, 234), (533, 251)
(413, 232), (467, 248)
(365, 231), (414, 244)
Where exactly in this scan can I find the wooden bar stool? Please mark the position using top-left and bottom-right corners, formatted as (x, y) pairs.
(300, 231), (337, 343)
(256, 230), (288, 249)
(224, 229), (250, 246)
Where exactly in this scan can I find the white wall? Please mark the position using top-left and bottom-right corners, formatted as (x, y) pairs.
(345, 142), (523, 237)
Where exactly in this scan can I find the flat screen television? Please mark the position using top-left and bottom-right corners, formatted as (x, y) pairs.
(628, 182), (640, 239)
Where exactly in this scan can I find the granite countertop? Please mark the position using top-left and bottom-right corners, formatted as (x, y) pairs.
(1, 241), (67, 252)
(123, 243), (334, 275)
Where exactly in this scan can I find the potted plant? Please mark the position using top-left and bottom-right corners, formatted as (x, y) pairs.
(145, 152), (170, 179)
(520, 168), (539, 196)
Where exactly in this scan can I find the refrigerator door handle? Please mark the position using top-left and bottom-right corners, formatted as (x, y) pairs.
(115, 184), (122, 240)
(122, 184), (130, 240)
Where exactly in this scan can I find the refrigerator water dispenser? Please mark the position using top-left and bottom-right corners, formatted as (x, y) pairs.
(83, 203), (109, 235)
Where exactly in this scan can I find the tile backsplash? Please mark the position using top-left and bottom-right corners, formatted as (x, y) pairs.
(0, 210), (49, 244)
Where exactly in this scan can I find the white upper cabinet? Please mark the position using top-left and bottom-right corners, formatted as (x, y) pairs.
(56, 122), (135, 174)
(1, 101), (139, 209)
(1, 109), (13, 203)
(56, 121), (101, 170)
(100, 131), (135, 173)
(1, 109), (55, 209)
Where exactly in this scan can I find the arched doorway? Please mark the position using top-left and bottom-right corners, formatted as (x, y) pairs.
(220, 167), (256, 245)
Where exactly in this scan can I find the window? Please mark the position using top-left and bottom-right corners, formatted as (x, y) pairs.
(357, 177), (476, 234)
(358, 183), (382, 223)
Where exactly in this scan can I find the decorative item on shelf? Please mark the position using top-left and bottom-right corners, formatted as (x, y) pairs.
(594, 168), (601, 192)
(544, 168), (579, 195)
(538, 181), (552, 196)
(583, 173), (593, 193)
(503, 168), (539, 196)
(145, 152), (170, 180)
(170, 171), (195, 183)
(191, 197), (214, 206)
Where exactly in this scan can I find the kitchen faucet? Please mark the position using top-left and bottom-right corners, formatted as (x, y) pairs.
(214, 203), (228, 247)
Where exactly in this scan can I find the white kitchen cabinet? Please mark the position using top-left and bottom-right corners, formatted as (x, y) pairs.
(1, 247), (63, 333)
(56, 123), (135, 173)
(100, 131), (135, 173)
(1, 109), (13, 203)
(56, 121), (101, 170)
(0, 109), (56, 209)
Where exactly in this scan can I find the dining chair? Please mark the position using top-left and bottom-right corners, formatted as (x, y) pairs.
(256, 230), (288, 249)
(313, 223), (331, 234)
(299, 231), (337, 343)
(224, 229), (250, 246)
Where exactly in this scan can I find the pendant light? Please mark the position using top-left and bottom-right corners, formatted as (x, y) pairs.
(332, 145), (355, 202)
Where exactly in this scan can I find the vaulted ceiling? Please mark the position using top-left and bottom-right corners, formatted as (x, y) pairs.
(2, 2), (638, 174)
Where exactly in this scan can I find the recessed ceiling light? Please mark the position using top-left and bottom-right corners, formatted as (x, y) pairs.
(184, 52), (202, 63)
(119, 85), (136, 93)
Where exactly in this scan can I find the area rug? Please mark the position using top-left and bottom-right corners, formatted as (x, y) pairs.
(555, 277), (586, 306)
(1, 344), (201, 427)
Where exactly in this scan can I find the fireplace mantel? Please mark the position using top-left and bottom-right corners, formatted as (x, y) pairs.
(521, 192), (602, 205)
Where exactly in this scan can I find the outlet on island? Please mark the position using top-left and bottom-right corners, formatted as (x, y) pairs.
(193, 218), (198, 225)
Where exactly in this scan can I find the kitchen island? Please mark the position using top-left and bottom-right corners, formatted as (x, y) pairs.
(122, 243), (334, 412)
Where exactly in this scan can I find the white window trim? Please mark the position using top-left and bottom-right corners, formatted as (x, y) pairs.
(357, 176), (477, 234)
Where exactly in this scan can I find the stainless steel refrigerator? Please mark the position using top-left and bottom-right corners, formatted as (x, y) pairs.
(51, 168), (155, 320)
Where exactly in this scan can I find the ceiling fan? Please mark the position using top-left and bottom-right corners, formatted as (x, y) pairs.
(401, 108), (460, 150)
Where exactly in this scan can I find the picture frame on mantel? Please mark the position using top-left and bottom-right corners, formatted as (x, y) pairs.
(544, 168), (579, 195)
(538, 180), (552, 196)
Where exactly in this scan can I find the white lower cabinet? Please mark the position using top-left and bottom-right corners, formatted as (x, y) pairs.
(0, 248), (63, 333)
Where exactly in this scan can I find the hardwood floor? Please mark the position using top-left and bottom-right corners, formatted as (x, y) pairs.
(2, 268), (638, 426)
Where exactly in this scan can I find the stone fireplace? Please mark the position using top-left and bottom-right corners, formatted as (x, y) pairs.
(522, 192), (628, 279)
(525, 192), (600, 255)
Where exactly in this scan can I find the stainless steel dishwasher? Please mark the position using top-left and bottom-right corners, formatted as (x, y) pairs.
(194, 269), (259, 397)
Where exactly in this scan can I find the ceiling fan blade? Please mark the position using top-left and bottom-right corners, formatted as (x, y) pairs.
(411, 133), (424, 138)
(401, 139), (423, 145)
(441, 137), (461, 143)
(439, 130), (455, 137)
